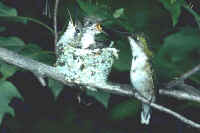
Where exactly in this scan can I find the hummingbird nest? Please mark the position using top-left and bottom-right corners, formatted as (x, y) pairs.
(56, 43), (119, 86)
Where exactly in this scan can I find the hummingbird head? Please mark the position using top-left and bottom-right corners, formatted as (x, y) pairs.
(56, 18), (84, 50)
(59, 9), (82, 45)
(83, 16), (103, 34)
(73, 20), (83, 43)
(78, 16), (104, 49)
(128, 35), (153, 58)
(136, 35), (153, 57)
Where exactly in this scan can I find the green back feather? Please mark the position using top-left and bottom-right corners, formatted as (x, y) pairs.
(136, 34), (153, 58)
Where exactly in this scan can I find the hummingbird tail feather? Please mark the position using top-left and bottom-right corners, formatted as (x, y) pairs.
(141, 103), (151, 125)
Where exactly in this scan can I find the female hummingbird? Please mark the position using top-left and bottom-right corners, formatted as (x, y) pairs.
(128, 35), (156, 125)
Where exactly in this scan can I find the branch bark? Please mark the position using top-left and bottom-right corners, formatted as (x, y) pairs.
(166, 64), (200, 89)
(0, 47), (200, 129)
(180, 64), (200, 80)
(159, 89), (200, 103)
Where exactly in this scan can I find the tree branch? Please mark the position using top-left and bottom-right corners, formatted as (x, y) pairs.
(181, 64), (200, 80)
(0, 47), (200, 129)
(159, 89), (200, 103)
(183, 4), (200, 30)
(166, 64), (200, 89)
(135, 93), (200, 129)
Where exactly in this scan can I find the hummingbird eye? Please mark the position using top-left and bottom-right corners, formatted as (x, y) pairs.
(134, 56), (138, 60)
(88, 21), (92, 25)
(76, 29), (80, 33)
(86, 21), (93, 26)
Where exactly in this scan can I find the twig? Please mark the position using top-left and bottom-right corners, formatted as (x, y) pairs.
(0, 47), (200, 128)
(159, 89), (200, 103)
(0, 16), (54, 34)
(180, 64), (200, 80)
(54, 0), (60, 52)
(166, 64), (200, 89)
(43, 0), (52, 18)
(0, 47), (73, 86)
(33, 72), (47, 87)
(95, 82), (200, 128)
(166, 4), (200, 89)
(135, 93), (200, 129)
(183, 4), (200, 30)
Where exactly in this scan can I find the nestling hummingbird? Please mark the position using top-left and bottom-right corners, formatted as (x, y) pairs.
(56, 16), (104, 54)
(128, 35), (156, 125)
(79, 16), (104, 49)
(55, 17), (83, 57)
(55, 15), (118, 104)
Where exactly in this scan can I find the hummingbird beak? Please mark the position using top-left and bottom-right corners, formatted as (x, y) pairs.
(96, 23), (109, 36)
(96, 23), (103, 32)
(67, 8), (74, 26)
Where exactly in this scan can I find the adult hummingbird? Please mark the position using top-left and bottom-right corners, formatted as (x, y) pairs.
(128, 35), (156, 125)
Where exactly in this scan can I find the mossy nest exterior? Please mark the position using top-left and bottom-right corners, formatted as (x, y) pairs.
(55, 44), (118, 85)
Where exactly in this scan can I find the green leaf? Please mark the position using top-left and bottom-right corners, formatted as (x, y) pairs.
(48, 78), (64, 100)
(86, 90), (110, 108)
(0, 37), (24, 79)
(0, 36), (25, 52)
(76, 0), (135, 32)
(0, 16), (28, 24)
(0, 26), (6, 32)
(183, 5), (200, 29)
(0, 1), (17, 16)
(20, 43), (42, 55)
(109, 99), (140, 120)
(20, 44), (56, 65)
(0, 2), (28, 24)
(31, 51), (55, 65)
(154, 27), (200, 79)
(159, 0), (185, 26)
(113, 8), (124, 18)
(0, 60), (19, 80)
(0, 80), (23, 125)
(76, 0), (112, 19)
(113, 40), (132, 71)
(0, 2), (53, 32)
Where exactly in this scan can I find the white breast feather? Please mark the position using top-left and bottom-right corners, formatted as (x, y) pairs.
(128, 36), (154, 99)
(80, 24), (101, 49)
(81, 31), (95, 49)
(57, 21), (76, 45)
(128, 37), (148, 70)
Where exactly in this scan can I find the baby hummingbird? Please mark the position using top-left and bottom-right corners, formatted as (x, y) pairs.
(128, 35), (156, 125)
(55, 8), (85, 54)
(79, 16), (104, 49)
